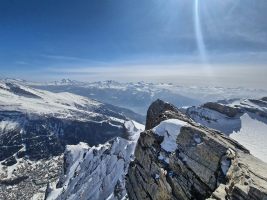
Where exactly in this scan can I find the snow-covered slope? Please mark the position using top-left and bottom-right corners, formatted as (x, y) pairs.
(47, 121), (144, 200)
(0, 80), (144, 200)
(186, 97), (267, 163)
(230, 113), (267, 163)
(0, 80), (143, 122)
(0, 82), (100, 117)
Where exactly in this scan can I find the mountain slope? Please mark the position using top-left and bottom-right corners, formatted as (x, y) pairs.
(0, 81), (144, 200)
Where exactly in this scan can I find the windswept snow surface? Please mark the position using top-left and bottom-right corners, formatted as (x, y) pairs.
(230, 113), (267, 163)
(47, 121), (144, 200)
(153, 119), (189, 152)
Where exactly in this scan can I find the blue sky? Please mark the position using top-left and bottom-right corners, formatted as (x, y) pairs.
(0, 0), (267, 86)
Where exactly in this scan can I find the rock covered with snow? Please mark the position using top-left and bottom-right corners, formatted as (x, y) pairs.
(46, 121), (144, 200)
(202, 102), (240, 117)
(152, 119), (189, 152)
(126, 100), (267, 200)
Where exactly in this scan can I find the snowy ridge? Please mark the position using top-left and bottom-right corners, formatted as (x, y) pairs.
(47, 121), (144, 200)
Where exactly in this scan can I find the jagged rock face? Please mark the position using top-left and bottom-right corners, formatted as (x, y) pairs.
(46, 121), (144, 200)
(145, 99), (191, 130)
(126, 100), (267, 200)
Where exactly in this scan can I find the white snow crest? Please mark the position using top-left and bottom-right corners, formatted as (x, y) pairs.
(47, 120), (144, 200)
(0, 120), (19, 132)
(153, 119), (189, 152)
(124, 120), (145, 141)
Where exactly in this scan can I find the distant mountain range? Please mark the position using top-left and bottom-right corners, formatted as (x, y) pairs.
(13, 78), (265, 115)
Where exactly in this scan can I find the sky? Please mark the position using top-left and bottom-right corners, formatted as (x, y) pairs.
(0, 0), (267, 88)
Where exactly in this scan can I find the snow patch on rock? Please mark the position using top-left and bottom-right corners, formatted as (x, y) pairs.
(153, 119), (189, 152)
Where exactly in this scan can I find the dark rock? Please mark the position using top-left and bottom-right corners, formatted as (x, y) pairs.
(203, 102), (239, 117)
(0, 176), (29, 186)
(2, 156), (17, 166)
(146, 99), (191, 130)
(5, 83), (41, 99)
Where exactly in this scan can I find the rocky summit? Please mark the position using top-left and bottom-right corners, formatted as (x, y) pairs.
(126, 99), (267, 200)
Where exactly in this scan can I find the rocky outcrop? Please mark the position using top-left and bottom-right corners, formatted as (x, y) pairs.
(145, 99), (192, 130)
(203, 102), (239, 118)
(126, 100), (267, 200)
